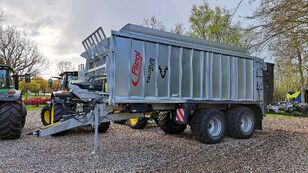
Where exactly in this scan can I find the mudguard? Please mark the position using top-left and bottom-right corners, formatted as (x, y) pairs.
(52, 91), (71, 100)
(0, 90), (22, 102)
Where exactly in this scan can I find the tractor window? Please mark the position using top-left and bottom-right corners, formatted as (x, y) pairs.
(67, 75), (78, 89)
(0, 70), (11, 88)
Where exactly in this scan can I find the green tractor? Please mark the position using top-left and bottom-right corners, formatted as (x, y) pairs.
(40, 71), (110, 134)
(40, 70), (149, 130)
(0, 64), (29, 139)
(40, 71), (78, 126)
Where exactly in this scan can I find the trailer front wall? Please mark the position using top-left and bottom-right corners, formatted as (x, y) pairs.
(110, 32), (261, 103)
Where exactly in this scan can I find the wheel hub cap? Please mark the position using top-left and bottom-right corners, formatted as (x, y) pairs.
(44, 111), (51, 124)
(240, 114), (253, 133)
(208, 117), (222, 137)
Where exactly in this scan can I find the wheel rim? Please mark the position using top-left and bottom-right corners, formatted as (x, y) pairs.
(44, 111), (51, 124)
(207, 116), (222, 137)
(240, 113), (253, 133)
(129, 118), (139, 126)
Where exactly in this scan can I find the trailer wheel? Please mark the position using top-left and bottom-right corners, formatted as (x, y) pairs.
(128, 117), (148, 129)
(158, 112), (186, 134)
(96, 122), (110, 133)
(114, 120), (127, 124)
(191, 109), (225, 144)
(0, 100), (23, 139)
(226, 107), (255, 139)
(151, 112), (160, 125)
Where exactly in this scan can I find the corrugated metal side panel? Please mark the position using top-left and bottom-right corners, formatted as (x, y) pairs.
(110, 33), (258, 103)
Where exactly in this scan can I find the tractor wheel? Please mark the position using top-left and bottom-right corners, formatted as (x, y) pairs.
(128, 117), (148, 129)
(96, 122), (110, 133)
(0, 100), (23, 139)
(158, 112), (186, 134)
(191, 109), (225, 144)
(21, 102), (27, 128)
(41, 104), (52, 126)
(54, 102), (65, 119)
(40, 103), (64, 126)
(226, 107), (255, 139)
(40, 103), (67, 136)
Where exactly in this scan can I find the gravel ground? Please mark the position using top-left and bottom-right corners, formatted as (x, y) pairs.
(0, 111), (307, 173)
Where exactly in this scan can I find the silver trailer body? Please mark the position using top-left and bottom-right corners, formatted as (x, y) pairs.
(81, 24), (264, 105)
(35, 24), (273, 152)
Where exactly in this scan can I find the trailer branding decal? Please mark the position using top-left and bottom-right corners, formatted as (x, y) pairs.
(131, 50), (143, 86)
(146, 58), (155, 83)
(176, 108), (185, 122)
(158, 65), (168, 78)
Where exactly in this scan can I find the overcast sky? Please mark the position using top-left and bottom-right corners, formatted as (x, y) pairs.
(0, 0), (259, 78)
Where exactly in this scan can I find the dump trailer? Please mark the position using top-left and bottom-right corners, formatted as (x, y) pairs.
(35, 24), (274, 152)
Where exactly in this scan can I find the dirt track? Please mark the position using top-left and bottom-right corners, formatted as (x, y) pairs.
(0, 112), (307, 173)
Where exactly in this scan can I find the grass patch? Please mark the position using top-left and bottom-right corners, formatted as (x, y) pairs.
(26, 105), (45, 111)
(265, 113), (297, 119)
(22, 93), (50, 100)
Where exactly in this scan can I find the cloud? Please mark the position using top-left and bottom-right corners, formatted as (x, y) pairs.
(0, 0), (256, 78)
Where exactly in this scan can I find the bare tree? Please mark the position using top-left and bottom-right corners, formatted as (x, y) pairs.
(0, 26), (47, 75)
(57, 60), (73, 74)
(143, 16), (166, 31)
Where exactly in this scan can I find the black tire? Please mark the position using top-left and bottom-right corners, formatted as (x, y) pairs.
(114, 120), (127, 124)
(21, 102), (27, 128)
(54, 102), (65, 119)
(0, 100), (23, 139)
(191, 109), (225, 144)
(96, 122), (110, 133)
(40, 102), (66, 126)
(158, 112), (186, 134)
(40, 102), (68, 136)
(128, 117), (148, 129)
(151, 112), (160, 125)
(40, 104), (52, 126)
(287, 107), (293, 113)
(226, 107), (255, 139)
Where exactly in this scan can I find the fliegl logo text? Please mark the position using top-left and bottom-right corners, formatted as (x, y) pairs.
(131, 50), (143, 86)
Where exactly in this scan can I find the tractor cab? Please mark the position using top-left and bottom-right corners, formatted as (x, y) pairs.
(0, 65), (18, 94)
(48, 71), (78, 92)
(41, 71), (78, 127)
(0, 64), (28, 93)
(59, 71), (78, 91)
